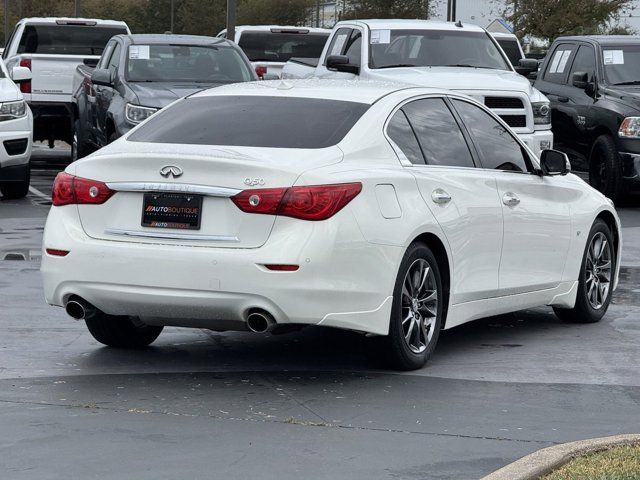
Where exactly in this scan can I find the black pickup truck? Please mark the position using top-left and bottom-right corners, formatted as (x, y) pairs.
(71, 34), (256, 159)
(535, 36), (640, 201)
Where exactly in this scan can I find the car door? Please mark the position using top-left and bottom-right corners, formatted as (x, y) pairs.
(95, 41), (121, 145)
(451, 98), (573, 295)
(386, 96), (504, 304)
(559, 43), (598, 173)
(535, 43), (577, 149)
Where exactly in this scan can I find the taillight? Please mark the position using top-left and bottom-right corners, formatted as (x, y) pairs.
(19, 59), (31, 94)
(255, 65), (267, 79)
(52, 172), (114, 206)
(232, 183), (361, 221)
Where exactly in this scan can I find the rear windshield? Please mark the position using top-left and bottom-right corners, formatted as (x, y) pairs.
(127, 45), (253, 83)
(238, 32), (329, 62)
(17, 25), (127, 55)
(497, 38), (522, 67)
(128, 96), (369, 149)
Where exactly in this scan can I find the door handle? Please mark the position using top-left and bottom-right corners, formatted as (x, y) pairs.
(502, 192), (520, 207)
(431, 189), (451, 204)
(557, 96), (569, 103)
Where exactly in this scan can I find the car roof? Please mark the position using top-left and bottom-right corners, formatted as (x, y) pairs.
(221, 25), (330, 33)
(345, 19), (486, 33)
(192, 78), (449, 104)
(556, 35), (640, 45)
(119, 34), (231, 46)
(19, 17), (127, 26)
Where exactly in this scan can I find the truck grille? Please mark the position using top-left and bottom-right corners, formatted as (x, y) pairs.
(499, 115), (527, 128)
(484, 97), (524, 109)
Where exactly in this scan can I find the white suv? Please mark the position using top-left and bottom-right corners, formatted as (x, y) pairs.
(0, 57), (32, 198)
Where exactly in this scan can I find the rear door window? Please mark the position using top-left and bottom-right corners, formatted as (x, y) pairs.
(387, 110), (424, 164)
(17, 25), (127, 55)
(128, 96), (369, 149)
(543, 44), (576, 84)
(402, 98), (475, 168)
(238, 31), (329, 63)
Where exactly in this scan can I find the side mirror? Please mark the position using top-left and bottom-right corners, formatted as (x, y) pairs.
(91, 68), (113, 87)
(326, 55), (360, 75)
(540, 149), (570, 176)
(572, 71), (589, 90)
(515, 58), (538, 76)
(11, 66), (31, 83)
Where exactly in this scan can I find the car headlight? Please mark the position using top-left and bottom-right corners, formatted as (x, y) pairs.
(532, 101), (550, 125)
(619, 117), (640, 138)
(0, 100), (27, 121)
(125, 103), (158, 125)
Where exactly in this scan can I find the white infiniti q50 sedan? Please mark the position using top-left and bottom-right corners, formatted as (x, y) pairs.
(41, 80), (621, 370)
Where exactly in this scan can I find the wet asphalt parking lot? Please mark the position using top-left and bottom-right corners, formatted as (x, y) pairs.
(0, 145), (639, 479)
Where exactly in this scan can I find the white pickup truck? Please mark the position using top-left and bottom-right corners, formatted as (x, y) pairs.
(2, 17), (129, 151)
(281, 19), (552, 156)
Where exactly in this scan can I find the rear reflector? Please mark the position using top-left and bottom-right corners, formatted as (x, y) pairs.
(232, 183), (362, 221)
(264, 264), (299, 271)
(52, 172), (114, 206)
(46, 248), (70, 257)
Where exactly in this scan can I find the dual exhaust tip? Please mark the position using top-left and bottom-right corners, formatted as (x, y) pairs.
(65, 298), (277, 334)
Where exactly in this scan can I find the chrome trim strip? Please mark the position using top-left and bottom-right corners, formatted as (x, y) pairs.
(105, 182), (241, 198)
(104, 228), (239, 242)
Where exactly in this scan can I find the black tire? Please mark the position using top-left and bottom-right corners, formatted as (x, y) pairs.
(367, 242), (444, 370)
(589, 135), (623, 202)
(85, 310), (163, 348)
(553, 219), (615, 324)
(0, 163), (30, 199)
(72, 119), (89, 161)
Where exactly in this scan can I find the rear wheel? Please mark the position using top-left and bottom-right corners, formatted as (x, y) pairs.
(72, 119), (90, 161)
(553, 219), (614, 323)
(85, 310), (163, 348)
(589, 135), (623, 202)
(0, 163), (30, 199)
(368, 242), (444, 370)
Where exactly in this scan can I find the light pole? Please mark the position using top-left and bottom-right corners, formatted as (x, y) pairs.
(170, 0), (174, 33)
(447, 0), (456, 21)
(4, 0), (8, 46)
(226, 0), (236, 42)
(75, 0), (81, 17)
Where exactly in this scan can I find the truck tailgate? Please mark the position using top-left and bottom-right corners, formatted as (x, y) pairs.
(30, 54), (99, 99)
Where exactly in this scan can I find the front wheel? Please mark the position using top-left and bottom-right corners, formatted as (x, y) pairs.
(85, 310), (163, 348)
(368, 242), (444, 370)
(553, 219), (615, 323)
(589, 135), (623, 202)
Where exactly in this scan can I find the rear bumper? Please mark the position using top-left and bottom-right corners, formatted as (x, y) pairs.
(41, 205), (401, 335)
(517, 129), (553, 157)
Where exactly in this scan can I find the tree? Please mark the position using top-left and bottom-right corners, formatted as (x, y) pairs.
(238, 0), (314, 26)
(342, 0), (435, 20)
(505, 0), (633, 41)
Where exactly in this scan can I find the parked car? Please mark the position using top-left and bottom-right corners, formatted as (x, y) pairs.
(217, 26), (330, 78)
(535, 35), (640, 201)
(72, 34), (256, 160)
(2, 17), (130, 153)
(490, 32), (525, 68)
(280, 20), (552, 157)
(42, 80), (620, 370)
(0, 57), (33, 198)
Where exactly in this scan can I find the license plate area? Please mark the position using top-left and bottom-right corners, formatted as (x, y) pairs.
(141, 193), (203, 230)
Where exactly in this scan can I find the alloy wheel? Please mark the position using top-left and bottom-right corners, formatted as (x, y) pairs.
(585, 232), (612, 310)
(401, 258), (438, 354)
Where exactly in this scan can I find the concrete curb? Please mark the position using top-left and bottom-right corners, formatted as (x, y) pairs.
(481, 434), (640, 480)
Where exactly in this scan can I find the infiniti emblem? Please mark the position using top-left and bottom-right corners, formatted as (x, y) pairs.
(159, 165), (183, 178)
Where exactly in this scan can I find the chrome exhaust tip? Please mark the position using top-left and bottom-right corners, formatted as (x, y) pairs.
(246, 311), (276, 333)
(65, 298), (95, 321)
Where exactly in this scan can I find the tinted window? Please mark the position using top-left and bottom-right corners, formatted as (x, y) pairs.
(569, 45), (596, 82)
(543, 44), (576, 84)
(127, 44), (252, 83)
(326, 28), (352, 58)
(402, 99), (475, 168)
(238, 32), (329, 62)
(17, 25), (126, 55)
(453, 100), (529, 172)
(497, 38), (522, 67)
(370, 30), (510, 70)
(129, 96), (369, 149)
(344, 30), (362, 66)
(387, 110), (424, 164)
(604, 45), (640, 85)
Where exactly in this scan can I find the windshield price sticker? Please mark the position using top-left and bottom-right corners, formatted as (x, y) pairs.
(129, 45), (150, 60)
(604, 50), (624, 65)
(370, 29), (391, 45)
(330, 34), (349, 55)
